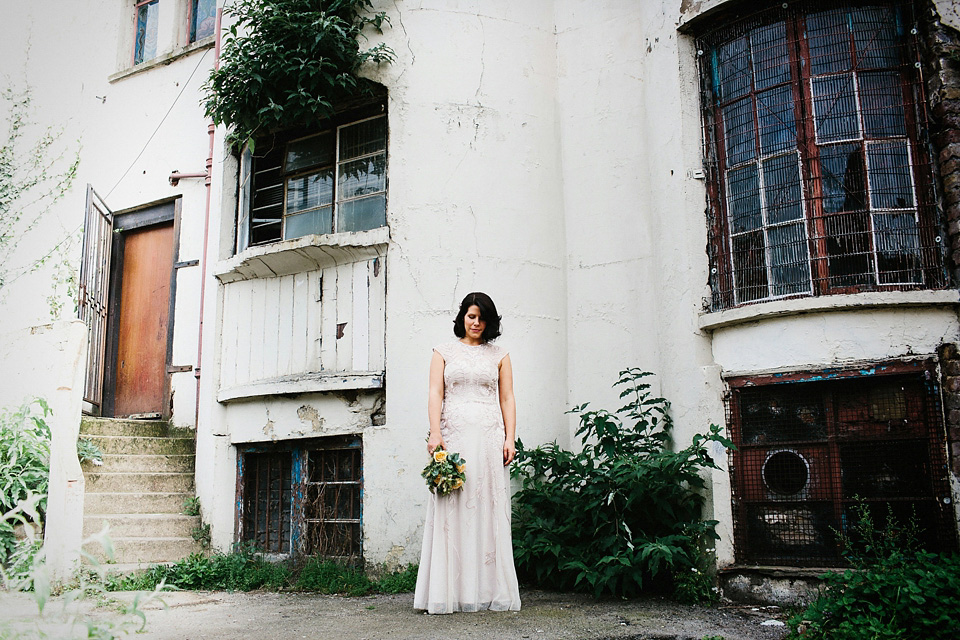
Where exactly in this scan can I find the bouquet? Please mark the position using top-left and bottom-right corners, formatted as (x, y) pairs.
(421, 445), (466, 496)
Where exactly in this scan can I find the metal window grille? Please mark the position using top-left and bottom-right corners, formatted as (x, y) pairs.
(697, 2), (945, 311)
(304, 443), (362, 559)
(237, 436), (362, 559)
(726, 364), (957, 566)
(242, 451), (293, 554)
(78, 186), (113, 412)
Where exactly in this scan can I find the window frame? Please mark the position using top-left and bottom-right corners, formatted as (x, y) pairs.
(132, 0), (160, 66)
(186, 0), (216, 44)
(238, 102), (388, 252)
(697, 2), (945, 311)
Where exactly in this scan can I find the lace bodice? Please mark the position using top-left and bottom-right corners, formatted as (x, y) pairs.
(434, 340), (507, 437)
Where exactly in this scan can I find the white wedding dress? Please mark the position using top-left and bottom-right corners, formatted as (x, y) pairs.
(413, 340), (522, 614)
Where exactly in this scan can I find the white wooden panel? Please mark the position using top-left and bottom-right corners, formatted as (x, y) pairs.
(367, 257), (385, 371)
(276, 274), (294, 376)
(320, 266), (337, 371)
(352, 261), (369, 371)
(291, 271), (309, 375)
(261, 276), (281, 380)
(250, 279), (267, 382)
(220, 283), (237, 387)
(335, 263), (353, 372)
(233, 280), (253, 387)
(306, 269), (321, 371)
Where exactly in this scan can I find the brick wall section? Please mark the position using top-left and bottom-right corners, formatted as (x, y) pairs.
(922, 4), (960, 281)
(937, 343), (960, 475)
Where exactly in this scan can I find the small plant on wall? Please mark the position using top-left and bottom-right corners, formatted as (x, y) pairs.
(202, 0), (395, 150)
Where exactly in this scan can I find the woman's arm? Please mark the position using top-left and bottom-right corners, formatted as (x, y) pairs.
(426, 350), (446, 455)
(499, 354), (517, 466)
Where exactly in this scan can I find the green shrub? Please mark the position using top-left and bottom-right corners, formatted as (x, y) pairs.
(787, 504), (960, 639)
(77, 436), (104, 465)
(372, 563), (418, 594)
(295, 557), (373, 595)
(511, 368), (731, 600)
(0, 399), (52, 565)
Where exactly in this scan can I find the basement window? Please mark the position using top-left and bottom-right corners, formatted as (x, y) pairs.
(237, 436), (362, 559)
(696, 3), (945, 311)
(726, 362), (957, 566)
(237, 103), (388, 251)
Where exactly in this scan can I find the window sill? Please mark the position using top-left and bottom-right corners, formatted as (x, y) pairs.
(214, 227), (389, 284)
(218, 371), (384, 403)
(109, 36), (215, 83)
(699, 289), (960, 332)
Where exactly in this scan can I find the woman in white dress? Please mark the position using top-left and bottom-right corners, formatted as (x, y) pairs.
(413, 292), (522, 614)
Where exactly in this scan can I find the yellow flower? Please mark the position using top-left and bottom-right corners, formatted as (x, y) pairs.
(456, 464), (466, 473)
(434, 475), (442, 485)
(433, 450), (448, 462)
(452, 478), (464, 490)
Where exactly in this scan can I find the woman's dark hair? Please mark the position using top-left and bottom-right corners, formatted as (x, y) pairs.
(453, 292), (502, 341)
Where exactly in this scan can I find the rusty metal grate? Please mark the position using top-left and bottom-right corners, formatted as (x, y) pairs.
(304, 445), (362, 559)
(727, 365), (956, 566)
(242, 451), (293, 554)
(697, 2), (946, 311)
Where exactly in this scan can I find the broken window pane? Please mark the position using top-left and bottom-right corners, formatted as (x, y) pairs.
(807, 9), (853, 74)
(867, 140), (914, 209)
(768, 222), (811, 296)
(287, 170), (334, 214)
(819, 143), (867, 214)
(757, 85), (796, 156)
(134, 0), (159, 65)
(723, 97), (757, 167)
(286, 132), (334, 173)
(339, 117), (387, 161)
(860, 72), (906, 138)
(874, 212), (922, 284)
(727, 163), (761, 233)
(852, 6), (901, 70)
(732, 230), (768, 303)
(813, 73), (860, 143)
(751, 22), (790, 90)
(825, 210), (873, 287)
(762, 152), (803, 224)
(716, 35), (751, 102)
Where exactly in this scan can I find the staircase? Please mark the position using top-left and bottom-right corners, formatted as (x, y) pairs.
(80, 417), (202, 570)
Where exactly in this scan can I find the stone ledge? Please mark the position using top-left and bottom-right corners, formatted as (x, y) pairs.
(218, 371), (384, 402)
(108, 37), (215, 83)
(699, 289), (960, 331)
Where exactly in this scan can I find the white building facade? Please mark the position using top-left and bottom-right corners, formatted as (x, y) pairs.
(2, 0), (959, 592)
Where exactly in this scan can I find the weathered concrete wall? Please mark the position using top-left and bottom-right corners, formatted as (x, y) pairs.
(0, 320), (88, 580)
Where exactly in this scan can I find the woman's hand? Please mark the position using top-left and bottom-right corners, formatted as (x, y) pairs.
(503, 439), (516, 466)
(427, 432), (445, 456)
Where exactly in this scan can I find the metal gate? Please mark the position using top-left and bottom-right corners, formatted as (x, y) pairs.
(78, 185), (113, 413)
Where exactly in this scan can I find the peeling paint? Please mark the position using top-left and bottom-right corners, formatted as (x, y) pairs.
(297, 405), (325, 432)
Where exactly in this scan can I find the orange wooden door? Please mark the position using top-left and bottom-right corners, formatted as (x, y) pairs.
(113, 222), (174, 417)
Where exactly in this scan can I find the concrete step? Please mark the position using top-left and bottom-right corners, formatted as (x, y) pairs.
(84, 472), (194, 494)
(83, 536), (202, 565)
(83, 513), (200, 538)
(85, 492), (191, 515)
(91, 454), (195, 473)
(82, 435), (195, 455)
(80, 418), (178, 438)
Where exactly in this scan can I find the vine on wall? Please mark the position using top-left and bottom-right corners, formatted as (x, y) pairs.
(202, 0), (395, 150)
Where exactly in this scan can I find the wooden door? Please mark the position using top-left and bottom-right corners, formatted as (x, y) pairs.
(113, 222), (174, 417)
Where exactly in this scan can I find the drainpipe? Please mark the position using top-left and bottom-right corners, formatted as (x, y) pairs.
(194, 7), (223, 427)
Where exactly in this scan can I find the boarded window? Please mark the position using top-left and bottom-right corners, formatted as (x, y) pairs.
(726, 363), (957, 566)
(238, 436), (362, 559)
(697, 3), (945, 310)
(241, 104), (387, 249)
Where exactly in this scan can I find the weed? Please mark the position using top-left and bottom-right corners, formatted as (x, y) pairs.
(786, 502), (960, 639)
(182, 496), (201, 517)
(191, 523), (211, 550)
(77, 437), (104, 466)
(0, 399), (51, 565)
(374, 564), (419, 594)
(295, 557), (373, 595)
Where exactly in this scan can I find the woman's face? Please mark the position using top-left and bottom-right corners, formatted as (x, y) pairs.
(463, 304), (486, 342)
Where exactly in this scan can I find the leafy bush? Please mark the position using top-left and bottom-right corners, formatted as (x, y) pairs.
(77, 436), (103, 465)
(375, 563), (419, 594)
(202, 0), (395, 149)
(511, 369), (731, 600)
(788, 504), (960, 639)
(295, 557), (373, 595)
(0, 399), (52, 565)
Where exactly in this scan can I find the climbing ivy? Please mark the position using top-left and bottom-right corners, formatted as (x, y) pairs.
(202, 0), (394, 150)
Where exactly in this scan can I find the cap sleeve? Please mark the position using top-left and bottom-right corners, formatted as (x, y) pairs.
(491, 343), (508, 364)
(433, 342), (454, 361)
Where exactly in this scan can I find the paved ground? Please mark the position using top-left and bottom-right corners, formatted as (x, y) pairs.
(0, 589), (791, 640)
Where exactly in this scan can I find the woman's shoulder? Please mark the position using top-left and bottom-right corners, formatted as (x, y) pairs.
(485, 341), (509, 362)
(432, 341), (459, 360)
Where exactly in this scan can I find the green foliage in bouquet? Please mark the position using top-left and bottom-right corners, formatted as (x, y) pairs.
(421, 446), (466, 496)
(511, 368), (733, 600)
